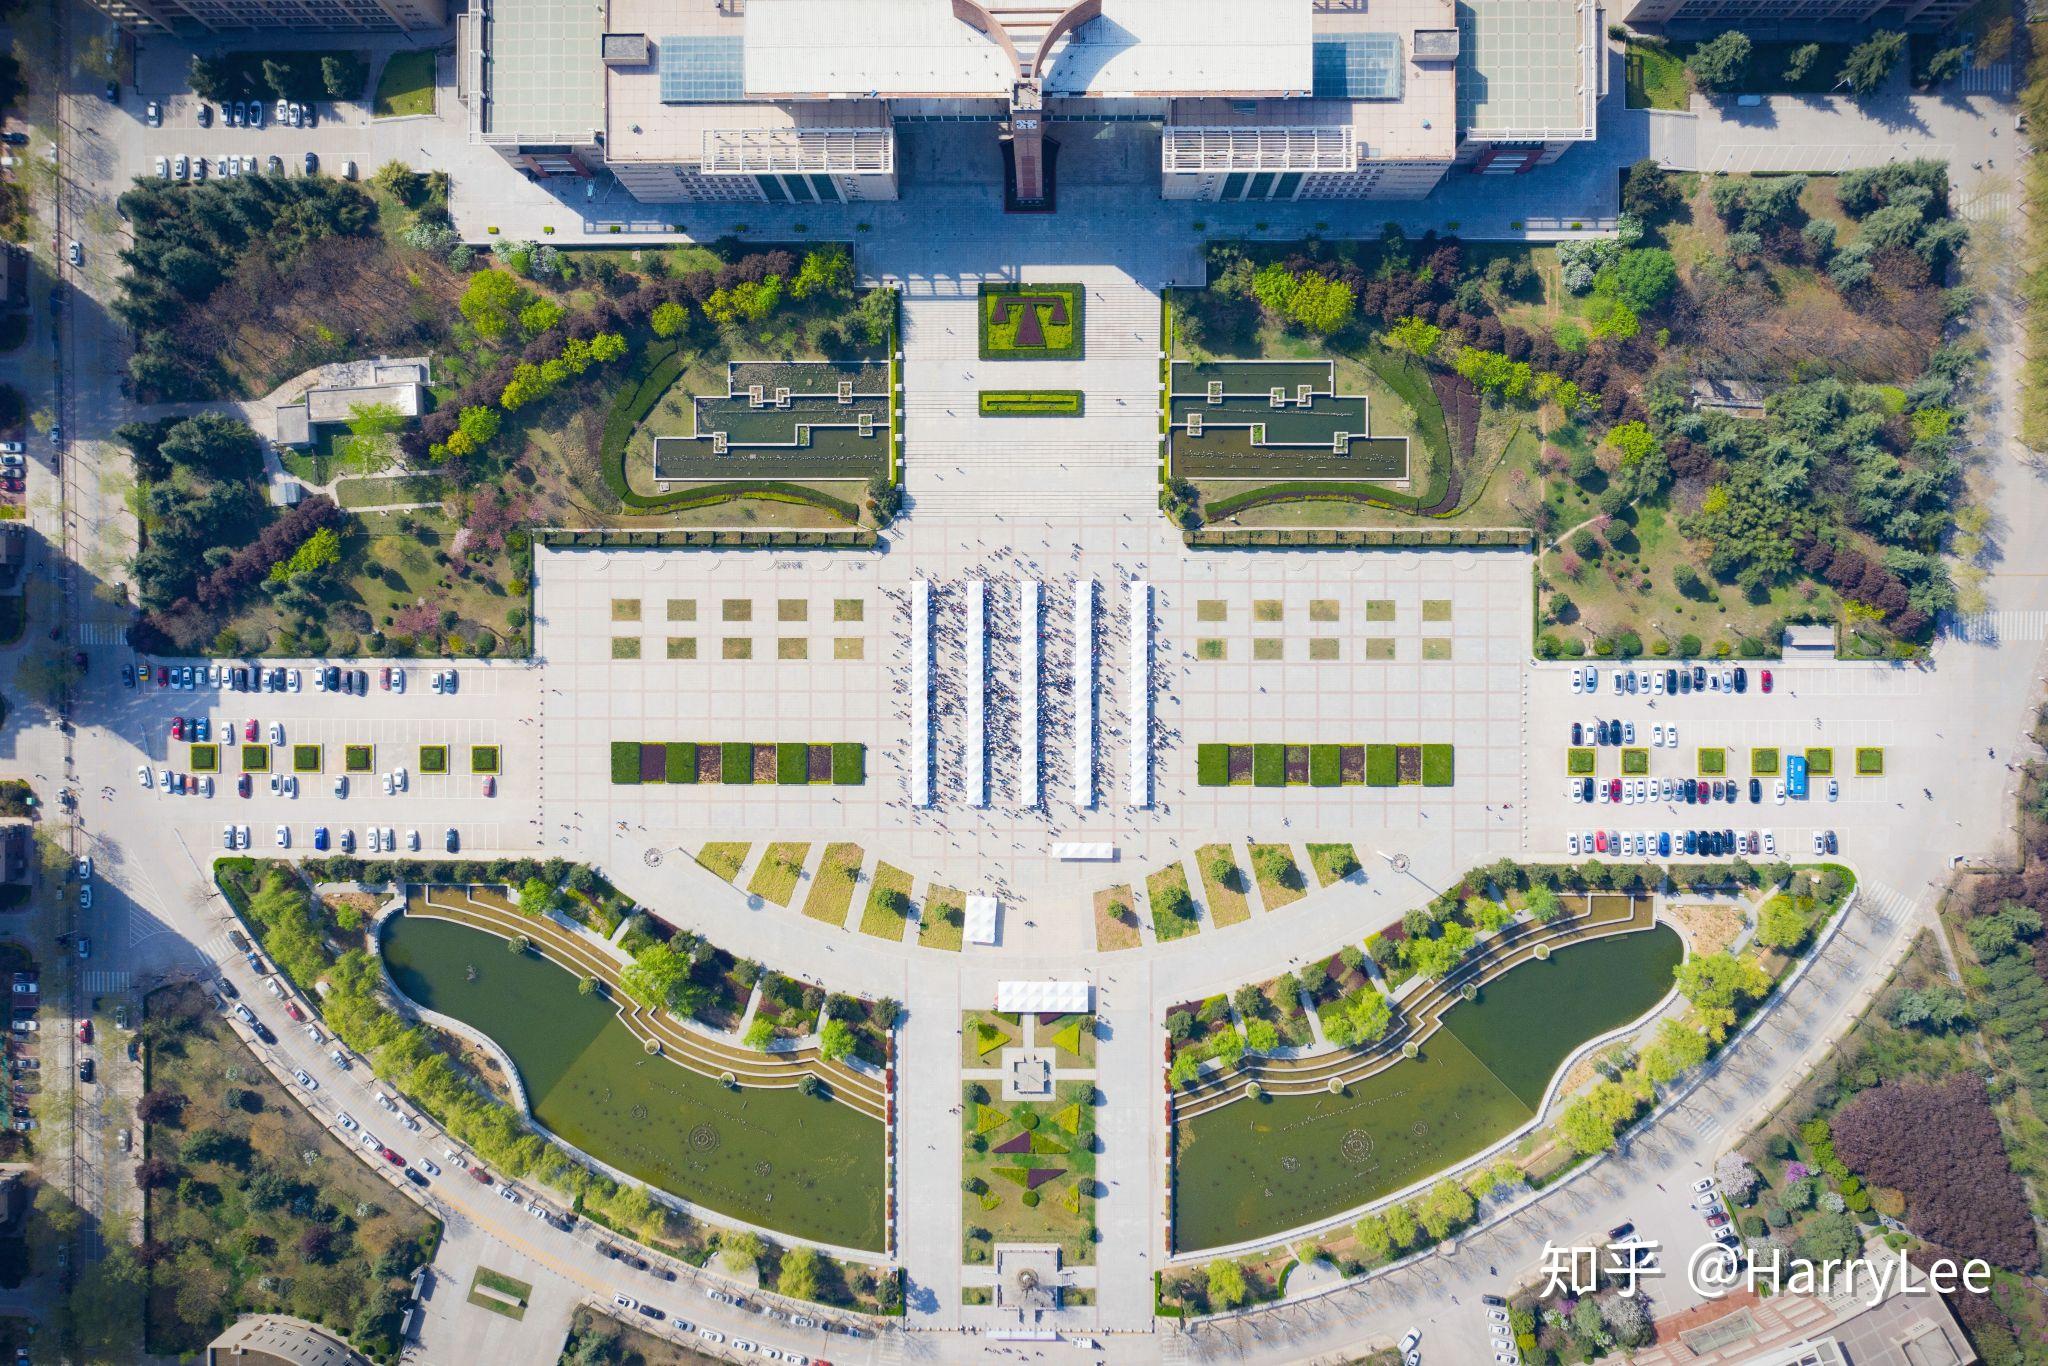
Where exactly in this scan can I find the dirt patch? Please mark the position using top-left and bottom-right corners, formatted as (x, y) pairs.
(1339, 745), (1365, 783)
(1667, 900), (1747, 957)
(1227, 746), (1253, 784)
(1395, 745), (1422, 784)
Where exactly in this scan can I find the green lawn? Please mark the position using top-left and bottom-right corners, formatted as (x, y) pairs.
(748, 842), (808, 907)
(857, 862), (913, 941)
(802, 843), (863, 925)
(373, 48), (438, 118)
(696, 842), (749, 882)
(1306, 844), (1359, 886)
(1625, 41), (1689, 110)
(1148, 865), (1199, 942)
(920, 885), (966, 952)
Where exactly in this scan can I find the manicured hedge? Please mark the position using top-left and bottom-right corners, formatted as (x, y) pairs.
(189, 744), (220, 773)
(344, 744), (373, 773)
(1567, 747), (1595, 775)
(610, 741), (867, 785)
(665, 742), (696, 784)
(1751, 747), (1780, 776)
(776, 742), (809, 785)
(472, 745), (501, 775)
(1805, 747), (1834, 776)
(1697, 747), (1727, 776)
(1187, 525), (1533, 549)
(420, 744), (449, 775)
(1252, 743), (1286, 787)
(832, 743), (865, 785)
(1421, 744), (1455, 787)
(611, 742), (640, 785)
(721, 741), (755, 785)
(1196, 744), (1229, 787)
(1856, 747), (1885, 775)
(978, 390), (1083, 417)
(1365, 744), (1398, 787)
(1620, 747), (1648, 775)
(1309, 744), (1341, 788)
(241, 744), (269, 772)
(292, 745), (322, 773)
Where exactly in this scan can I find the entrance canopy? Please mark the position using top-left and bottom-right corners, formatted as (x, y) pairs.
(995, 980), (1093, 1014)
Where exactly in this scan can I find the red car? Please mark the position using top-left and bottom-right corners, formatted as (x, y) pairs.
(1760, 670), (1773, 693)
(283, 1001), (305, 1023)
(156, 666), (168, 687)
(471, 1167), (493, 1185)
(1594, 831), (1608, 853)
(170, 716), (184, 740)
(380, 1146), (404, 1166)
(76, 1019), (90, 1044)
(483, 776), (496, 797)
(1607, 778), (1621, 803)
(380, 667), (391, 690)
(243, 718), (258, 741)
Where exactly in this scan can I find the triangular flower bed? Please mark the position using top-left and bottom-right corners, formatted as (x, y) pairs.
(993, 1131), (1034, 1155)
(1050, 1018), (1086, 1055)
(993, 1166), (1034, 1187)
(1025, 1166), (1064, 1190)
(974, 1104), (1008, 1136)
(1051, 1102), (1085, 1135)
(1028, 1133), (1069, 1155)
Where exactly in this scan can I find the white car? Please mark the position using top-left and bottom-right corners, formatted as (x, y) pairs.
(1570, 667), (1584, 694)
(268, 773), (281, 795)
(173, 154), (188, 179)
(1827, 778), (1839, 802)
(394, 767), (409, 791)
(1666, 724), (1678, 747)
(287, 669), (302, 692)
(337, 1111), (358, 1132)
(698, 1329), (725, 1345)
(1567, 832), (1581, 855)
(313, 670), (326, 692)
(284, 776), (298, 798)
(382, 826), (395, 849)
(1652, 672), (1666, 695)
(367, 828), (382, 854)
(390, 668), (405, 693)
(1813, 831), (1826, 855)
(733, 1343), (759, 1356)
(359, 1129), (381, 1150)
(376, 1092), (398, 1113)
(221, 823), (235, 850)
(159, 767), (172, 790)
(269, 723), (283, 745)
(303, 1022), (324, 1044)
(137, 765), (152, 788)
(1763, 831), (1776, 855)
(1623, 721), (1636, 744)
(153, 155), (168, 178)
(1400, 1330), (1422, 1357)
(330, 1047), (351, 1069)
(430, 671), (443, 694)
(334, 776), (348, 799)
(1652, 724), (1664, 748)
(612, 1294), (639, 1313)
(1662, 779), (1675, 802)
(382, 774), (394, 797)
(420, 1158), (439, 1176)
(443, 1147), (468, 1169)
(407, 829), (420, 851)
(274, 825), (289, 848)
(1693, 1177), (1716, 1194)
(1774, 780), (1786, 805)
(292, 1068), (317, 1091)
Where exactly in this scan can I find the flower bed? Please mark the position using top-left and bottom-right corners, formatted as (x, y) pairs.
(609, 741), (866, 785)
(1196, 741), (1451, 787)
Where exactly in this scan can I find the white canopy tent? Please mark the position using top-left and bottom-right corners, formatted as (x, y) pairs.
(995, 980), (1093, 1015)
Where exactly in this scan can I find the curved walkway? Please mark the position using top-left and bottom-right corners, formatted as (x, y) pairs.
(1174, 893), (1656, 1117)
(403, 886), (889, 1121)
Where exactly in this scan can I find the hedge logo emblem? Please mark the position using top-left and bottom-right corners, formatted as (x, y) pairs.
(991, 293), (1069, 348)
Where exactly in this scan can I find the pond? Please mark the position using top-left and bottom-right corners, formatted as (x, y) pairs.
(380, 914), (887, 1251)
(1172, 924), (1683, 1252)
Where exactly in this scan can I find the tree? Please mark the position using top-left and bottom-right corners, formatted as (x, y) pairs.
(1383, 1203), (1418, 1248)
(1755, 894), (1809, 949)
(1674, 951), (1771, 1038)
(1919, 45), (1968, 87)
(1687, 30), (1753, 93)
(1642, 1018), (1709, 1084)
(518, 297), (566, 339)
(1205, 1258), (1248, 1309)
(1353, 1212), (1394, 1261)
(1839, 31), (1905, 96)
(1783, 42), (1821, 83)
(777, 1245), (821, 1300)
(1415, 1179), (1474, 1240)
(1524, 885), (1566, 922)
(818, 1017), (856, 1062)
(1620, 158), (1681, 221)
(1385, 315), (1441, 359)
(791, 246), (854, 300)
(720, 1230), (764, 1274)
(459, 269), (527, 341)
(1715, 1153), (1761, 1202)
(650, 300), (688, 338)
(1795, 1209), (1862, 1265)
(1597, 249), (1678, 313)
(320, 52), (367, 100)
(136, 1087), (184, 1124)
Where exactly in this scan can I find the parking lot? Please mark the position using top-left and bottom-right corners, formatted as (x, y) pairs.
(1525, 659), (1948, 865)
(86, 656), (543, 863)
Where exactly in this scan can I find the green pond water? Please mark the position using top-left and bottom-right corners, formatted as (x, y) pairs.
(379, 914), (887, 1250)
(1173, 924), (1683, 1251)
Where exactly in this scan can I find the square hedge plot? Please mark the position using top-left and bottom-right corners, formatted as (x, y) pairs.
(189, 743), (219, 774)
(471, 745), (501, 775)
(1252, 744), (1286, 787)
(291, 745), (322, 774)
(1197, 744), (1229, 787)
(421, 745), (450, 776)
(344, 745), (374, 774)
(240, 744), (270, 772)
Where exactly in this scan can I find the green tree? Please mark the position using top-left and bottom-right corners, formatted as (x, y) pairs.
(1783, 42), (1821, 83)
(1920, 44), (1968, 87)
(1839, 31), (1905, 95)
(1205, 1258), (1248, 1309)
(791, 246), (854, 299)
(518, 297), (566, 339)
(1354, 1213), (1394, 1261)
(1386, 315), (1442, 358)
(1345, 989), (1394, 1044)
(1416, 1179), (1474, 1240)
(720, 1230), (764, 1274)
(650, 301), (688, 338)
(1383, 1203), (1418, 1248)
(517, 877), (557, 917)
(1755, 894), (1808, 950)
(1642, 1018), (1710, 1084)
(1525, 885), (1566, 922)
(1286, 272), (1355, 335)
(459, 269), (527, 341)
(1796, 1209), (1862, 1264)
(1674, 951), (1771, 1039)
(1595, 249), (1677, 312)
(818, 1017), (856, 1062)
(778, 1245), (822, 1300)
(1687, 30), (1753, 93)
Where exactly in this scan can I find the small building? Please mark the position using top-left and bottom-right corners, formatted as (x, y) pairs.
(273, 357), (432, 451)
(1782, 624), (1837, 658)
(205, 1314), (368, 1366)
(0, 826), (28, 887)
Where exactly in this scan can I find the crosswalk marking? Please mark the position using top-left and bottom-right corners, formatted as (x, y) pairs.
(1955, 62), (2012, 95)
(1860, 882), (1915, 933)
(78, 622), (128, 646)
(83, 969), (130, 994)
(1945, 609), (2048, 643)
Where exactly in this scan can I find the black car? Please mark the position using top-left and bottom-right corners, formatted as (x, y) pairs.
(216, 977), (238, 999)
(598, 1243), (619, 1260)
(1580, 778), (1595, 802)
(121, 664), (134, 687)
(1749, 778), (1762, 803)
(1609, 1222), (1635, 1241)
(77, 1058), (93, 1083)
(354, 669), (369, 693)
(444, 829), (459, 853)
(104, 81), (119, 102)
(0, 131), (26, 146)
(1733, 666), (1747, 694)
(1664, 668), (1678, 694)
(1682, 831), (1697, 855)
(635, 1305), (665, 1322)
(1683, 778), (1697, 803)
(1724, 829), (1737, 852)
(651, 1267), (677, 1282)
(404, 1168), (428, 1187)
(324, 665), (340, 691)
(252, 1022), (275, 1044)
(233, 666), (248, 690)
(1693, 665), (1707, 690)
(1678, 670), (1692, 694)
(1824, 830), (1838, 855)
(271, 667), (285, 690)
(1571, 722), (1583, 745)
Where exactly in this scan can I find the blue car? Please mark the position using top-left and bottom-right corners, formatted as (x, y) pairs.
(1658, 832), (1671, 858)
(313, 826), (330, 851)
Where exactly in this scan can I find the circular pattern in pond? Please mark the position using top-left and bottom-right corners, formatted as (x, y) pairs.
(689, 1123), (720, 1153)
(1341, 1129), (1375, 1163)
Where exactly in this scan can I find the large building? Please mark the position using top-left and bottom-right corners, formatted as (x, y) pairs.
(87, 0), (442, 33)
(461, 0), (1601, 205)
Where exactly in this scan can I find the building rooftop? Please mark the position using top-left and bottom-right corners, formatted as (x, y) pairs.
(1455, 0), (1597, 142)
(479, 0), (603, 144)
(743, 0), (1013, 98)
(1042, 0), (1313, 97)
